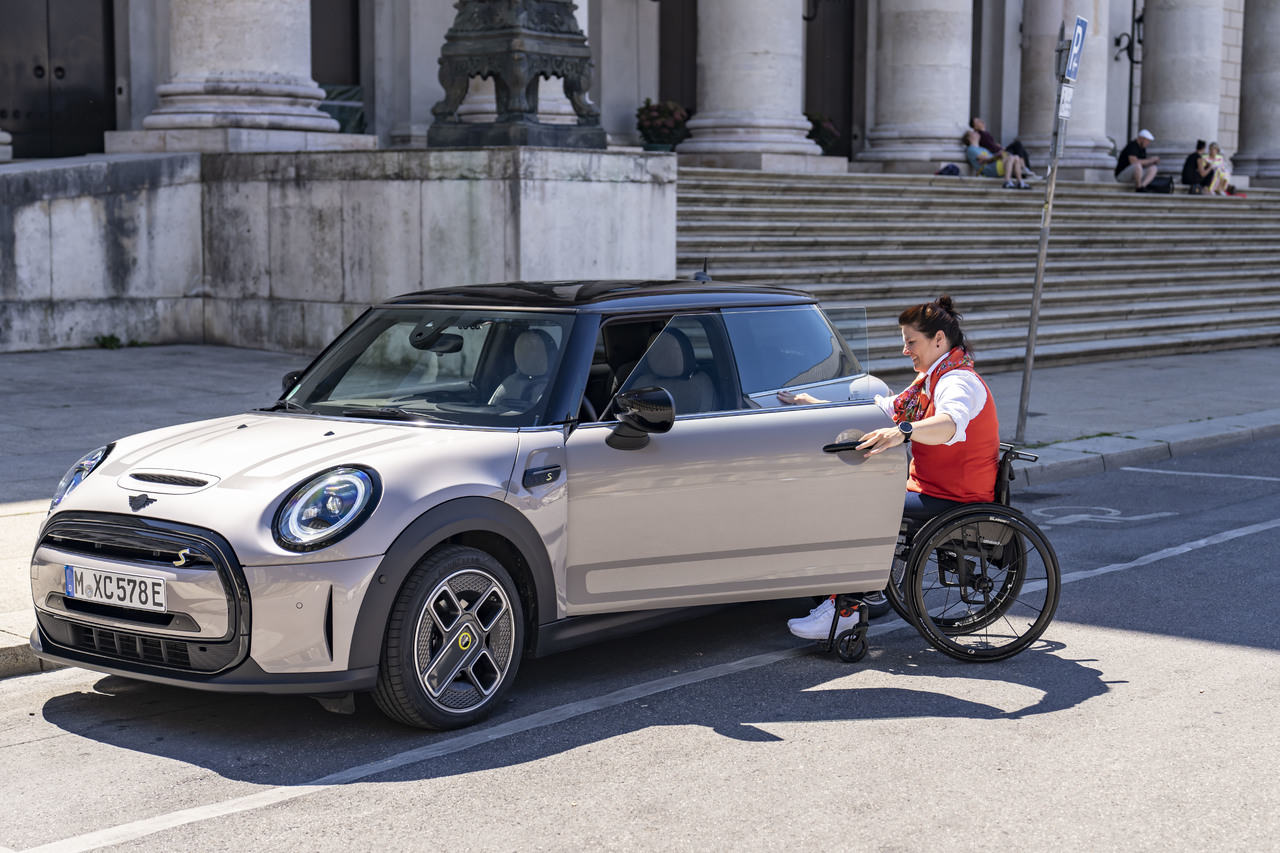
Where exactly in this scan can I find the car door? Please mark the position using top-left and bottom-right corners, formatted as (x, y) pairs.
(560, 311), (906, 616)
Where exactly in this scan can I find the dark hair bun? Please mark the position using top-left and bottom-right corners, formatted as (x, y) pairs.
(936, 294), (958, 316)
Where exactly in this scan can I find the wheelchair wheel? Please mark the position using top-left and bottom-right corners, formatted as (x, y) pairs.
(883, 534), (915, 626)
(906, 505), (1059, 662)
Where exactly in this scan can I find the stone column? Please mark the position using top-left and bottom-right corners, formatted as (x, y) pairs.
(107, 0), (374, 152)
(854, 0), (972, 173)
(1231, 0), (1280, 183)
(1137, 0), (1224, 160)
(1018, 0), (1114, 179)
(678, 0), (828, 171)
(0, 128), (11, 161)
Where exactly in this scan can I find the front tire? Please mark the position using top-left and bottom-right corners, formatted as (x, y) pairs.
(374, 545), (524, 729)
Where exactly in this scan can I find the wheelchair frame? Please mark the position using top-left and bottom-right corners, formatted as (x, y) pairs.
(819, 444), (1061, 663)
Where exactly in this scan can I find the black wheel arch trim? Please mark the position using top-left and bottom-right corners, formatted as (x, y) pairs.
(347, 496), (556, 670)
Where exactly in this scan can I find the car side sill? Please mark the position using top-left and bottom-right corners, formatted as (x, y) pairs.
(531, 605), (724, 658)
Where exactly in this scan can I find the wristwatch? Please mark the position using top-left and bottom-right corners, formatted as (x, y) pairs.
(898, 421), (913, 442)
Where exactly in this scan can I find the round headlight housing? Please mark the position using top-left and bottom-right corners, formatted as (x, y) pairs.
(51, 445), (113, 510)
(273, 466), (380, 552)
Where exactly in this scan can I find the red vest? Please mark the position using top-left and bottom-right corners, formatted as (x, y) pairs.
(907, 367), (1000, 503)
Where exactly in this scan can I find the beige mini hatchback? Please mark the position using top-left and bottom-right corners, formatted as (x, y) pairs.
(30, 280), (904, 729)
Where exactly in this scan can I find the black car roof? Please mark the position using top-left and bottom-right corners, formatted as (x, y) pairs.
(380, 279), (817, 313)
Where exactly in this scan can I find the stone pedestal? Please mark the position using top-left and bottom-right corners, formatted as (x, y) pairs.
(106, 0), (373, 153)
(428, 0), (605, 150)
(1018, 0), (1114, 177)
(678, 0), (821, 163)
(1138, 0), (1223, 161)
(453, 3), (593, 130)
(853, 0), (972, 172)
(1232, 1), (1280, 185)
(0, 128), (11, 162)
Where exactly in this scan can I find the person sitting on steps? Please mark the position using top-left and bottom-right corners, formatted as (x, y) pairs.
(1182, 140), (1213, 195)
(1116, 129), (1160, 190)
(970, 116), (1038, 178)
(962, 129), (1029, 189)
(1199, 141), (1233, 196)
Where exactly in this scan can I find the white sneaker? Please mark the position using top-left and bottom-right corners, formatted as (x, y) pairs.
(787, 596), (833, 629)
(1024, 169), (1041, 179)
(789, 601), (861, 641)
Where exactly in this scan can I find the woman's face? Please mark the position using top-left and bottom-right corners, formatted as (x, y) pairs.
(1210, 143), (1220, 155)
(901, 325), (951, 374)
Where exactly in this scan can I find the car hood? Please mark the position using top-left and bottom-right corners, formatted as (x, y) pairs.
(49, 413), (523, 565)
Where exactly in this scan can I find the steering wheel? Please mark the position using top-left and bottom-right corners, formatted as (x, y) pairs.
(579, 396), (598, 422)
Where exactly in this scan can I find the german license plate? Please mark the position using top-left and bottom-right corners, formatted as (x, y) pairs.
(64, 565), (167, 613)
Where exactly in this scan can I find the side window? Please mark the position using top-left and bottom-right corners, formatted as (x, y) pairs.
(722, 306), (861, 406)
(608, 314), (736, 417)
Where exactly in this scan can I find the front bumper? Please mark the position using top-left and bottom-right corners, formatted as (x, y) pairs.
(31, 511), (383, 689)
(29, 627), (378, 693)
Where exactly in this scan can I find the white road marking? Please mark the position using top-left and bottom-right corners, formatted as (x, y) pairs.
(23, 645), (816, 853)
(1057, 516), (1280, 586)
(1120, 466), (1280, 483)
(23, 514), (1280, 852)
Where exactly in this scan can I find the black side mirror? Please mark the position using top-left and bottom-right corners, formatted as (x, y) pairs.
(606, 387), (675, 450)
(281, 369), (304, 394)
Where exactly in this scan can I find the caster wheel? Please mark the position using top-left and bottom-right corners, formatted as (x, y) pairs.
(836, 629), (868, 663)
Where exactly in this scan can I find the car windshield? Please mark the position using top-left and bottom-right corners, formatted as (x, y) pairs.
(285, 307), (575, 427)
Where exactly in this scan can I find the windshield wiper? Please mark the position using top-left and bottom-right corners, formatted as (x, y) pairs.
(340, 406), (432, 422)
(258, 399), (311, 414)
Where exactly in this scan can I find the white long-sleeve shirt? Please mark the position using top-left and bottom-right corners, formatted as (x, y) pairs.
(874, 359), (988, 445)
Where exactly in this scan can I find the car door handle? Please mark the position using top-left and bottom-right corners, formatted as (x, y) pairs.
(522, 464), (561, 488)
(822, 441), (864, 453)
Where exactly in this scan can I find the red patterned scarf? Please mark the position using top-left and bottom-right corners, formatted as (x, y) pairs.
(891, 347), (974, 423)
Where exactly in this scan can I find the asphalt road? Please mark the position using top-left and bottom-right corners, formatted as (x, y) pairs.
(2, 438), (1278, 852)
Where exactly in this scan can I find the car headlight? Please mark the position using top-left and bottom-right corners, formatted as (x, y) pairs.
(273, 466), (380, 551)
(51, 445), (113, 509)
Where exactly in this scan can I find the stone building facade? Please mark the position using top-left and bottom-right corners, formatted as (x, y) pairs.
(2, 0), (1277, 180)
(4, 0), (1280, 355)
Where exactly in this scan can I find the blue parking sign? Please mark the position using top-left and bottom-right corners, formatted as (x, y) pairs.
(1064, 16), (1088, 82)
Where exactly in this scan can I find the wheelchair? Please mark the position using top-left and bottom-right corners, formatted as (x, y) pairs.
(819, 444), (1061, 664)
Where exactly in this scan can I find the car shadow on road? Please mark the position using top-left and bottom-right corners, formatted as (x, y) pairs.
(37, 600), (1112, 788)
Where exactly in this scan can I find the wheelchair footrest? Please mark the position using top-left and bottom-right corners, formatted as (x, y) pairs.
(820, 594), (871, 663)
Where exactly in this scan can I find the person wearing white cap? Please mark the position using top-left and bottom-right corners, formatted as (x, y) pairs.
(1115, 129), (1161, 189)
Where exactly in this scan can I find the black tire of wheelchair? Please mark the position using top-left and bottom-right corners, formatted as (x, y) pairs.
(884, 557), (916, 627)
(836, 629), (868, 663)
(861, 589), (893, 619)
(906, 505), (1061, 663)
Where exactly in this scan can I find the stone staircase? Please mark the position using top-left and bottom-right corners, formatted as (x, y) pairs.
(676, 167), (1280, 384)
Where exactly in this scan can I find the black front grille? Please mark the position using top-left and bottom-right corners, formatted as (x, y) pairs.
(74, 623), (192, 667)
(43, 524), (216, 570)
(37, 512), (251, 676)
(129, 473), (210, 488)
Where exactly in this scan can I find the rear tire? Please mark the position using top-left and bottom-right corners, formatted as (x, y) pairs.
(861, 589), (892, 619)
(374, 545), (524, 729)
(907, 507), (1059, 663)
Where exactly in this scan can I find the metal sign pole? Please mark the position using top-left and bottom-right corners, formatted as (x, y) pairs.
(1014, 17), (1086, 445)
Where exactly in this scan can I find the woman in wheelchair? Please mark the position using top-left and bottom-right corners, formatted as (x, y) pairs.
(782, 294), (1001, 641)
